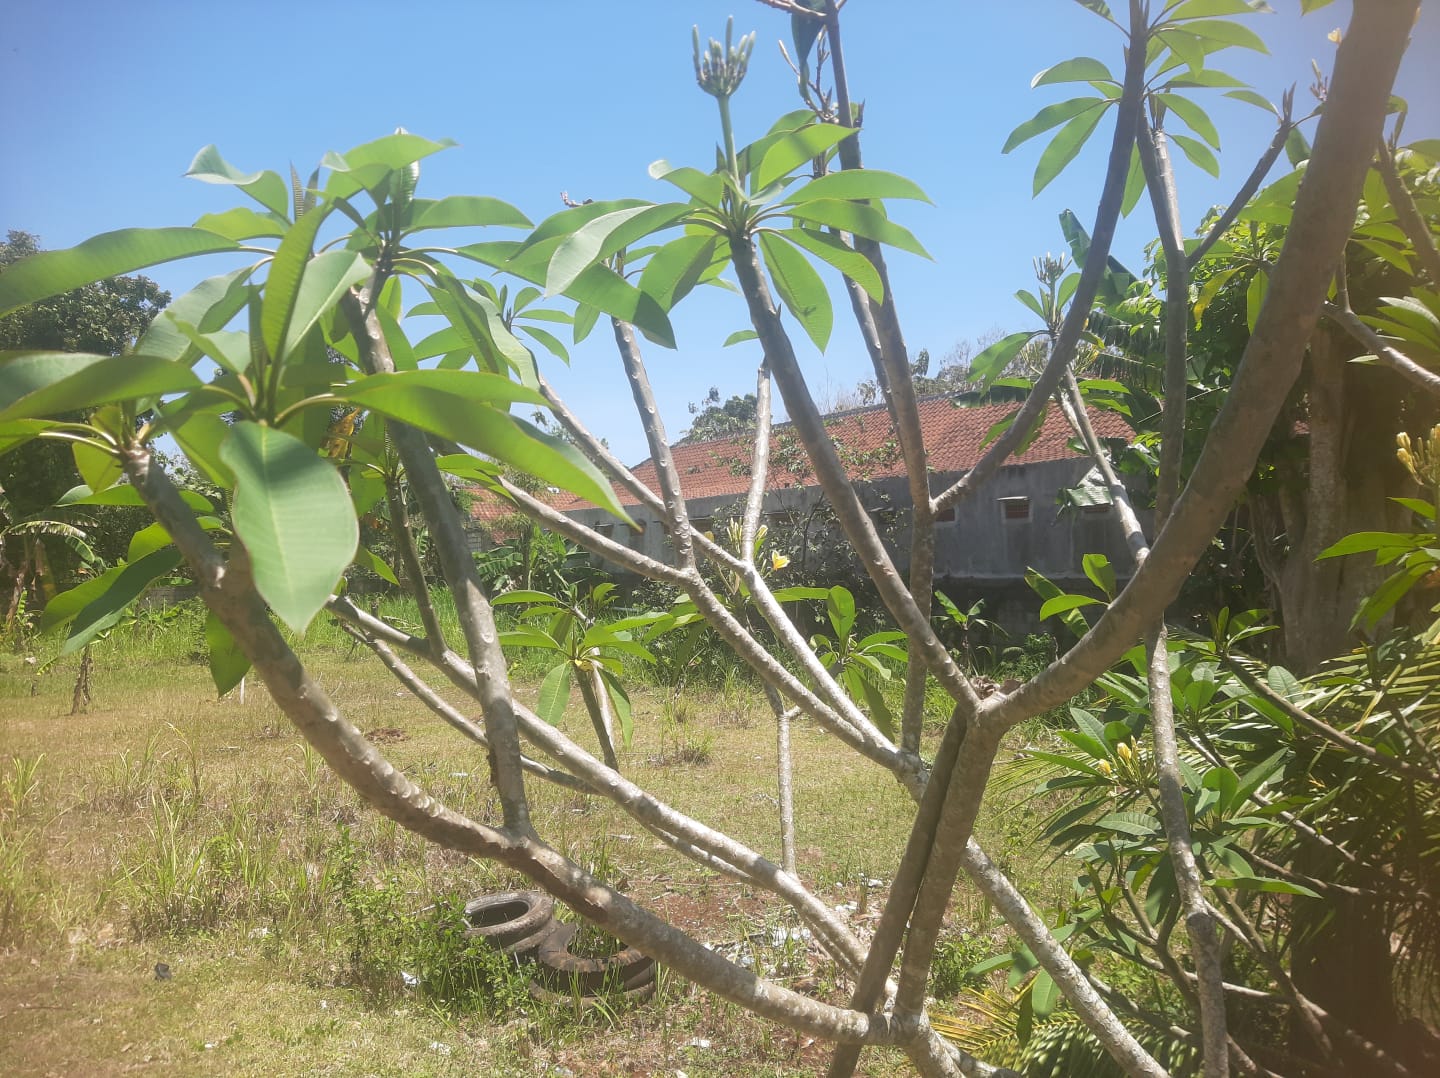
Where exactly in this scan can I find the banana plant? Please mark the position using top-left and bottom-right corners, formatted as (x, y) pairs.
(494, 582), (663, 770)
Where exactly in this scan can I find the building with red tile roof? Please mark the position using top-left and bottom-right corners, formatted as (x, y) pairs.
(466, 398), (1140, 631)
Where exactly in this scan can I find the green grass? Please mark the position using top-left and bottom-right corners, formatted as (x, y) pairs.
(0, 601), (1067, 1076)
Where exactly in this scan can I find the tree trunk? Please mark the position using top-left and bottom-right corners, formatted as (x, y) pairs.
(1268, 324), (1418, 672)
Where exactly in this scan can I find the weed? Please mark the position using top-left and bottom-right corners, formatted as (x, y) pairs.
(330, 825), (527, 1012)
(929, 929), (995, 1001)
(1, 753), (43, 818)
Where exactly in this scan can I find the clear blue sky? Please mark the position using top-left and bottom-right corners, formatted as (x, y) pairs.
(3, 1), (1437, 465)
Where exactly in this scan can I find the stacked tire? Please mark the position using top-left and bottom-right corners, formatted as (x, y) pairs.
(461, 891), (657, 1003)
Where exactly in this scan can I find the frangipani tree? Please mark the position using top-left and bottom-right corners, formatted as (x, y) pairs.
(0, 2), (1427, 1076)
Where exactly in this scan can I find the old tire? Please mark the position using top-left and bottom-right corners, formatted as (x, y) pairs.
(462, 891), (554, 954)
(531, 920), (656, 995)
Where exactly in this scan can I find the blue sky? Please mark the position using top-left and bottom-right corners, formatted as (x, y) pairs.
(3, 1), (1437, 465)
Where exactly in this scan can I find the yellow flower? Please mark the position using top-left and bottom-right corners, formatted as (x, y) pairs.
(770, 551), (791, 572)
(1116, 742), (1134, 764)
(1096, 759), (1114, 776)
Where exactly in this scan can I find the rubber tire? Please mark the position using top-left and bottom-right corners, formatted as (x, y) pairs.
(531, 920), (656, 995)
(463, 891), (555, 952)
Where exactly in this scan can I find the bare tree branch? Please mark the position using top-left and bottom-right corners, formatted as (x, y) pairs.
(1187, 95), (1294, 270)
(1323, 299), (1440, 398)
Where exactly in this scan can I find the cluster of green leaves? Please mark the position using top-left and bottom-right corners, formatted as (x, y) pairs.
(978, 607), (1440, 1060)
(496, 582), (666, 750)
(463, 107), (931, 356)
(771, 583), (907, 739)
(1006, 0), (1282, 199)
(0, 133), (641, 684)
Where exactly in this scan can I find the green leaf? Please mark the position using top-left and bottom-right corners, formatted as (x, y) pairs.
(1391, 497), (1437, 521)
(403, 196), (531, 233)
(192, 206), (289, 241)
(423, 274), (538, 385)
(1225, 88), (1278, 114)
(723, 330), (759, 347)
(277, 250), (371, 363)
(785, 169), (931, 205)
(1034, 107), (1108, 195)
(637, 234), (720, 312)
(63, 548), (183, 655)
(599, 668), (635, 749)
(1211, 875), (1319, 898)
(1170, 133), (1221, 177)
(258, 202), (330, 364)
(758, 232), (833, 352)
(1184, 18), (1269, 53)
(1246, 268), (1268, 332)
(219, 422), (359, 632)
(1040, 593), (1102, 621)
(352, 545), (399, 585)
(1121, 144), (1147, 217)
(139, 266), (257, 365)
(784, 200), (931, 259)
(57, 483), (211, 513)
(1095, 811), (1161, 837)
(73, 441), (121, 495)
(777, 227), (884, 304)
(345, 373), (627, 520)
(1300, 0), (1335, 10)
(0, 228), (240, 318)
(545, 203), (692, 297)
(186, 146), (291, 216)
(1164, 68), (1250, 90)
(648, 160), (725, 207)
(1201, 765), (1240, 816)
(0, 352), (201, 422)
(321, 132), (456, 199)
(1003, 97), (1105, 154)
(1318, 530), (1426, 560)
(206, 611), (251, 696)
(1032, 57), (1114, 87)
(458, 239), (676, 349)
(1031, 970), (1060, 1017)
(343, 368), (546, 414)
(537, 663), (573, 726)
(970, 331), (1037, 384)
(754, 123), (853, 190)
(826, 586), (857, 640)
(1082, 553), (1116, 599)
(1168, 0), (1273, 16)
(1157, 94), (1221, 149)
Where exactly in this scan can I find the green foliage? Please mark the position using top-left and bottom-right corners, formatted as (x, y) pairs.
(1005, 1), (1276, 198)
(0, 134), (643, 676)
(774, 583), (907, 740)
(331, 826), (528, 1013)
(993, 612), (1440, 1063)
(496, 583), (668, 754)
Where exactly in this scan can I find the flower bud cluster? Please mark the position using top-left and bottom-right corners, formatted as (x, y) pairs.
(1398, 425), (1440, 488)
(693, 17), (756, 99)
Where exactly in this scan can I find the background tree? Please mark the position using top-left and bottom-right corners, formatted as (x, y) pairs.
(0, 231), (168, 620)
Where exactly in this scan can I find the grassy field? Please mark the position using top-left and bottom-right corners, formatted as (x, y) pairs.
(0, 605), (1063, 1076)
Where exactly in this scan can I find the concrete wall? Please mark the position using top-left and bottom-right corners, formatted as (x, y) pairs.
(561, 456), (1141, 595)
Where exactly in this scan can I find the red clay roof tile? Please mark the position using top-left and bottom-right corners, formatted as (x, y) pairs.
(468, 399), (1131, 521)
